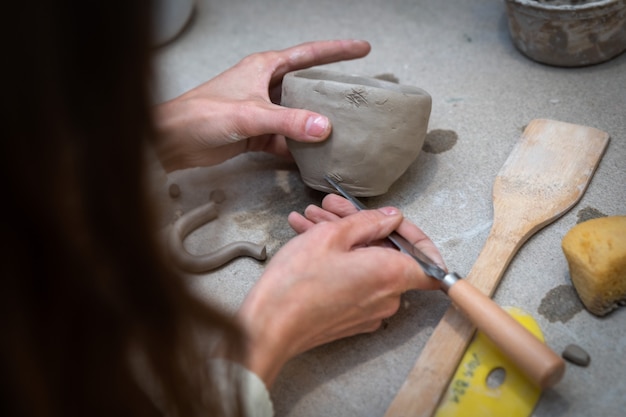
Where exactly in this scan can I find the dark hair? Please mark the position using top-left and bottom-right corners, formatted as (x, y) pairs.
(1, 1), (244, 416)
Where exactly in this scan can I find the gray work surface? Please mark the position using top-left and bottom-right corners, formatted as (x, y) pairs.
(154, 1), (626, 416)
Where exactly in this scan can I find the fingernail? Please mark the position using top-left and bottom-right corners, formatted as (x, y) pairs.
(305, 115), (329, 137)
(378, 207), (399, 216)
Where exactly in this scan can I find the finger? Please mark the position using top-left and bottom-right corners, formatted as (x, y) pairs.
(322, 194), (446, 269)
(287, 206), (343, 234)
(349, 244), (440, 292)
(331, 208), (403, 249)
(238, 104), (331, 143)
(396, 220), (446, 270)
(321, 193), (359, 217)
(303, 204), (341, 224)
(271, 39), (371, 82)
(246, 134), (294, 160)
(318, 317), (392, 342)
(231, 40), (370, 142)
(302, 318), (388, 352)
(287, 211), (315, 234)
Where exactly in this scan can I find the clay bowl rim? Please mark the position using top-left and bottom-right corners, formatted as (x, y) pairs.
(506, 0), (624, 17)
(286, 68), (429, 97)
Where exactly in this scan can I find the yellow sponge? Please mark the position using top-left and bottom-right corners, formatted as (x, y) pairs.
(561, 216), (626, 316)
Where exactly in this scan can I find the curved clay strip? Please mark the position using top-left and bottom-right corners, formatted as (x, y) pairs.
(167, 201), (266, 273)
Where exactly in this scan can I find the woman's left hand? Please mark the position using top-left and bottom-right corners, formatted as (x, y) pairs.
(154, 39), (371, 172)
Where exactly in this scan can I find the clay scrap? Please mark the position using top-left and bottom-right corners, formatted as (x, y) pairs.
(562, 344), (591, 367)
(169, 183), (181, 198)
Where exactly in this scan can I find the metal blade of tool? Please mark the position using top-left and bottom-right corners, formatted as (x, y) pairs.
(325, 174), (446, 280)
(384, 119), (610, 417)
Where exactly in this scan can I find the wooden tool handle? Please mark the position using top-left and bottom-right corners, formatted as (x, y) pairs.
(385, 227), (529, 417)
(447, 279), (565, 389)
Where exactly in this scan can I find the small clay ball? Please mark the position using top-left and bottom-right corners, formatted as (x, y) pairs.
(210, 189), (226, 203)
(562, 344), (590, 367)
(168, 183), (181, 199)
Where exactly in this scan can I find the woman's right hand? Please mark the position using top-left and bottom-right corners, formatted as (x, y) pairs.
(237, 200), (443, 387)
(290, 193), (445, 269)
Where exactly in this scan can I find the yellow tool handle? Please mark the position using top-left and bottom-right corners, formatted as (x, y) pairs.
(446, 279), (565, 389)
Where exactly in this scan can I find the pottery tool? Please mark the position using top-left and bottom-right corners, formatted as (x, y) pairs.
(561, 215), (626, 317)
(324, 175), (565, 390)
(434, 307), (544, 417)
(384, 119), (610, 417)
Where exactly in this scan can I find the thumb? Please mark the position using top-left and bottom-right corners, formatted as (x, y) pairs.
(251, 106), (331, 141)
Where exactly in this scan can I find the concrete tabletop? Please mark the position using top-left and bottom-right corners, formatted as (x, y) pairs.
(153, 1), (626, 416)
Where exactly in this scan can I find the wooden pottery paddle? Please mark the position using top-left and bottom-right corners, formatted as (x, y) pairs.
(384, 119), (610, 417)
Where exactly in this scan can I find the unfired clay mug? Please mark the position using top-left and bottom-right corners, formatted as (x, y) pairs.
(281, 69), (432, 197)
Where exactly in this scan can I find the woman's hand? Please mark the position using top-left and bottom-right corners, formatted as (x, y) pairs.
(154, 39), (371, 172)
(237, 198), (444, 386)
(291, 193), (445, 269)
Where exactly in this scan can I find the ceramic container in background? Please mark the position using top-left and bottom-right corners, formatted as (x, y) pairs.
(153, 0), (196, 46)
(505, 0), (626, 67)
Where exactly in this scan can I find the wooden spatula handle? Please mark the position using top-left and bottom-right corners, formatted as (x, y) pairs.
(446, 278), (565, 389)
